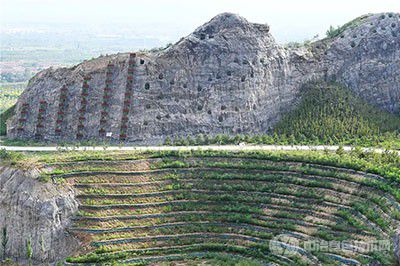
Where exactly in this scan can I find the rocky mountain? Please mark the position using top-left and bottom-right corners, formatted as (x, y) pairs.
(6, 12), (400, 143)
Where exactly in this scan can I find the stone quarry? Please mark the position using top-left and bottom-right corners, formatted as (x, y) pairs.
(6, 12), (400, 143)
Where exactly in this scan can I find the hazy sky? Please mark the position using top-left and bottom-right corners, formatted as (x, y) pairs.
(1, 0), (400, 42)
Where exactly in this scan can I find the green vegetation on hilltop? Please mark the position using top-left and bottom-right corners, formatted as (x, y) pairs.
(326, 14), (371, 38)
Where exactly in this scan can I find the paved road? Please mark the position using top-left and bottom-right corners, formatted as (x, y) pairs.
(1, 144), (399, 154)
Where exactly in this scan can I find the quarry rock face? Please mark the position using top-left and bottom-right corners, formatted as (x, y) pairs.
(319, 13), (400, 114)
(0, 167), (79, 264)
(6, 12), (400, 143)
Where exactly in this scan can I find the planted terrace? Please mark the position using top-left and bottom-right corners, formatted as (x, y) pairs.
(38, 150), (400, 265)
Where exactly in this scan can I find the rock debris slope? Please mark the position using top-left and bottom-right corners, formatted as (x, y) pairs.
(6, 12), (400, 143)
(0, 166), (79, 264)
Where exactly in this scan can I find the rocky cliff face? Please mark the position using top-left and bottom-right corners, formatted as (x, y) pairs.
(0, 166), (79, 264)
(318, 13), (400, 114)
(6, 12), (400, 143)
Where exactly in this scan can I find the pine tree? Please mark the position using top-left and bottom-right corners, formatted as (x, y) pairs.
(164, 136), (172, 146)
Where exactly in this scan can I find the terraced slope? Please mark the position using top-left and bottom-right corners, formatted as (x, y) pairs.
(45, 152), (399, 265)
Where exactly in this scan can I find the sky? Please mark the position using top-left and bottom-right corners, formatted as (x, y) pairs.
(1, 0), (400, 43)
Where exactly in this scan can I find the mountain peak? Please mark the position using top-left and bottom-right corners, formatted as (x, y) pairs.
(208, 12), (248, 27)
(192, 12), (270, 37)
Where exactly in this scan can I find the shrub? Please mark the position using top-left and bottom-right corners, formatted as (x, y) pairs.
(0, 149), (23, 164)
(164, 136), (172, 145)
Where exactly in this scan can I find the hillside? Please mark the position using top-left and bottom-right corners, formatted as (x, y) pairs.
(1, 149), (399, 265)
(4, 12), (400, 143)
(274, 82), (400, 147)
